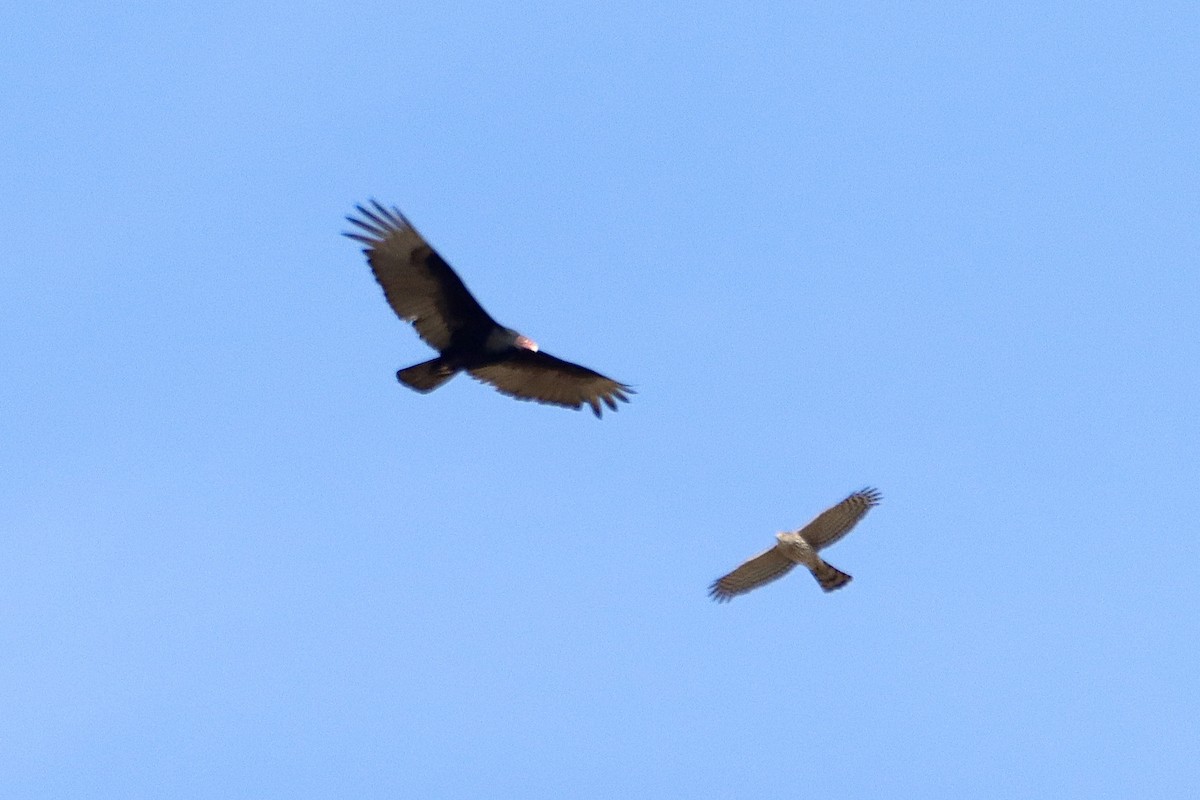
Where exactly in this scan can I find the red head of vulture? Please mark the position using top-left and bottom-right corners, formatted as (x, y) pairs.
(345, 202), (632, 417)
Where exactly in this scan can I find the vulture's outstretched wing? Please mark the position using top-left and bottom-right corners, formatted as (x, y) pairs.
(708, 546), (796, 602)
(798, 488), (882, 549)
(344, 201), (497, 351)
(467, 350), (633, 417)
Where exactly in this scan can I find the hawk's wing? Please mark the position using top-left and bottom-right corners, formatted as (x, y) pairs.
(708, 545), (797, 602)
(468, 350), (632, 418)
(797, 488), (881, 549)
(344, 201), (498, 351)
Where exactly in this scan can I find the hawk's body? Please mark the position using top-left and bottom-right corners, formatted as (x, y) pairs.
(709, 488), (881, 602)
(773, 533), (853, 592)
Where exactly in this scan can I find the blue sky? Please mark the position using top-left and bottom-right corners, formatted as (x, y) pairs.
(2, 2), (1197, 797)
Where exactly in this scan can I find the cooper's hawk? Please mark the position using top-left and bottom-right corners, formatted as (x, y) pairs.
(709, 488), (881, 601)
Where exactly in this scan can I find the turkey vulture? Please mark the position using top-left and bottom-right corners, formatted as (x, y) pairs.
(344, 202), (632, 417)
(709, 488), (882, 601)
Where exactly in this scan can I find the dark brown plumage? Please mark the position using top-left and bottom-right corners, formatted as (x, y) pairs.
(344, 202), (632, 417)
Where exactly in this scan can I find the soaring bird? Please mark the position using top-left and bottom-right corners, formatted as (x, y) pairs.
(709, 488), (881, 601)
(344, 202), (632, 417)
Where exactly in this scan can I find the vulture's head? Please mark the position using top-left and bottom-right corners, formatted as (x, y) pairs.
(487, 327), (540, 354)
(514, 333), (539, 352)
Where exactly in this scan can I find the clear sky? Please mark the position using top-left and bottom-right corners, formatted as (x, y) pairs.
(3, 2), (1197, 798)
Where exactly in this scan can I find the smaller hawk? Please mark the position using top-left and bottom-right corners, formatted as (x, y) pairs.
(709, 488), (881, 602)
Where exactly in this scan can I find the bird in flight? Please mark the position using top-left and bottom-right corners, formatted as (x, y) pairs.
(709, 488), (881, 601)
(344, 201), (632, 417)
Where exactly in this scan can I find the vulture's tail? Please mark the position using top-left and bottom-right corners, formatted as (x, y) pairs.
(397, 359), (457, 393)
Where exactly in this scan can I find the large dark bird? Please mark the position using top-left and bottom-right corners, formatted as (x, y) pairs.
(345, 202), (632, 417)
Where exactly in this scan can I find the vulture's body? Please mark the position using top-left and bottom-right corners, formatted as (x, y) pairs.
(345, 202), (632, 416)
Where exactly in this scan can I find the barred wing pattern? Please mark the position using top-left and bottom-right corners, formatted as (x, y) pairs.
(708, 546), (797, 602)
(798, 488), (882, 549)
(709, 488), (881, 602)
